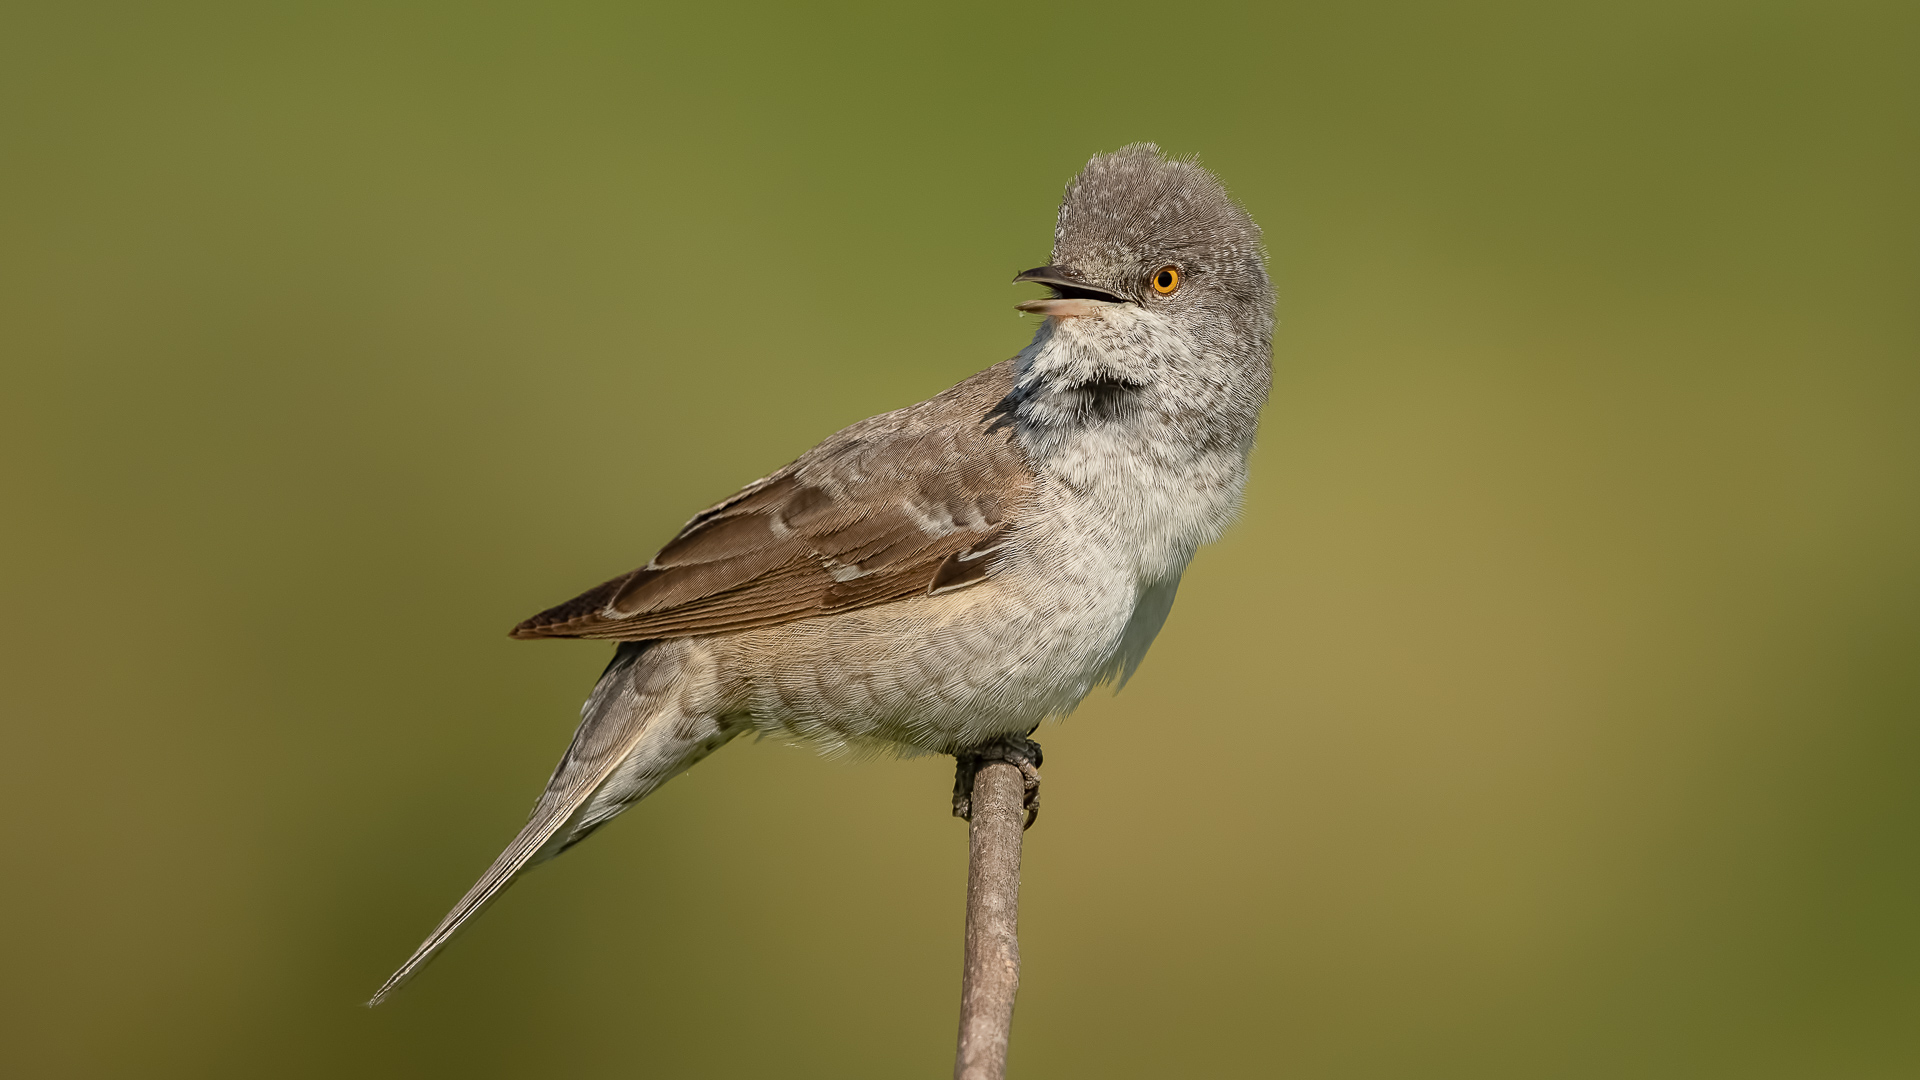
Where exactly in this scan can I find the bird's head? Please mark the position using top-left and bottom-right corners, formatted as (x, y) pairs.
(1015, 144), (1273, 360)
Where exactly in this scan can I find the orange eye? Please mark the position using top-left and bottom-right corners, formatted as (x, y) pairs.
(1151, 265), (1180, 295)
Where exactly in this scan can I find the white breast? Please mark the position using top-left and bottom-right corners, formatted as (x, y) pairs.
(1013, 307), (1255, 586)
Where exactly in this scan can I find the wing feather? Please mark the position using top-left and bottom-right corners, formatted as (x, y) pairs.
(510, 361), (1031, 642)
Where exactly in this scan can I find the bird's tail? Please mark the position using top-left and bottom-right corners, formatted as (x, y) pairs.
(368, 641), (737, 1005)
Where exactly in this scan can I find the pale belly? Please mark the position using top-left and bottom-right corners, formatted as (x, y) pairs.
(708, 556), (1173, 754)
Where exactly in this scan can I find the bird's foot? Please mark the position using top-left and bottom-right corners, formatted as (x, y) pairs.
(952, 735), (1043, 830)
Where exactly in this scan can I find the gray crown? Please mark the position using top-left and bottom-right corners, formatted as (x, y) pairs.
(1053, 144), (1269, 306)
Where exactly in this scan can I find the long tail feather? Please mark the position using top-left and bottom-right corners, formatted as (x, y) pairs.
(367, 761), (626, 1003)
(369, 642), (731, 1005)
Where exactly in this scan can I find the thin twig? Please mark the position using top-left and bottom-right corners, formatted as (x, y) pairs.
(954, 760), (1026, 1080)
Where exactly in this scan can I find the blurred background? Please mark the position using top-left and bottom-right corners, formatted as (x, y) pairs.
(2, 1), (1916, 1076)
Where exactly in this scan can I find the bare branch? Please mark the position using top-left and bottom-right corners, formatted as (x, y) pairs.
(954, 760), (1027, 1080)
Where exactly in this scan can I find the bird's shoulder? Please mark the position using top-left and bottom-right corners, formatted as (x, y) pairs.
(510, 360), (1034, 641)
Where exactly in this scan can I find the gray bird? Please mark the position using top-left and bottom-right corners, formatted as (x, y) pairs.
(370, 143), (1273, 1004)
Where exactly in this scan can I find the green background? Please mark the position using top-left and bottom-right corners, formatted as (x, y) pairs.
(3, 2), (1916, 1076)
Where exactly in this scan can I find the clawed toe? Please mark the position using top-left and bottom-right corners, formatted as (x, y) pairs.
(952, 735), (1043, 829)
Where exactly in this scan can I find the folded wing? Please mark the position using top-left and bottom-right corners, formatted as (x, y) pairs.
(511, 361), (1032, 642)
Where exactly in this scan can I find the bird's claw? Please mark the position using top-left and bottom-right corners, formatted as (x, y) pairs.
(952, 735), (1043, 830)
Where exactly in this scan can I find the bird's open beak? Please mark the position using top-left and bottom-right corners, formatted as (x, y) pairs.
(1013, 265), (1129, 318)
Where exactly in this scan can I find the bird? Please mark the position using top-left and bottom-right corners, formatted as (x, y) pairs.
(369, 143), (1274, 1004)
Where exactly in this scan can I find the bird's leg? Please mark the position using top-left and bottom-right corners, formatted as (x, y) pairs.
(952, 735), (1044, 830)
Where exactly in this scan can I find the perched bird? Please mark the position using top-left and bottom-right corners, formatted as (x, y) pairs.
(370, 143), (1273, 1004)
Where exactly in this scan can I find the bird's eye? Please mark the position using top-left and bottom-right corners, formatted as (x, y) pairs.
(1151, 266), (1180, 295)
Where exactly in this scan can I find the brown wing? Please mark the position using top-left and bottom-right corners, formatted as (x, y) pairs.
(510, 361), (1031, 642)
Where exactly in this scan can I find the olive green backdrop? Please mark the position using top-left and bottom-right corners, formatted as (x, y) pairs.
(2, 2), (1915, 1077)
